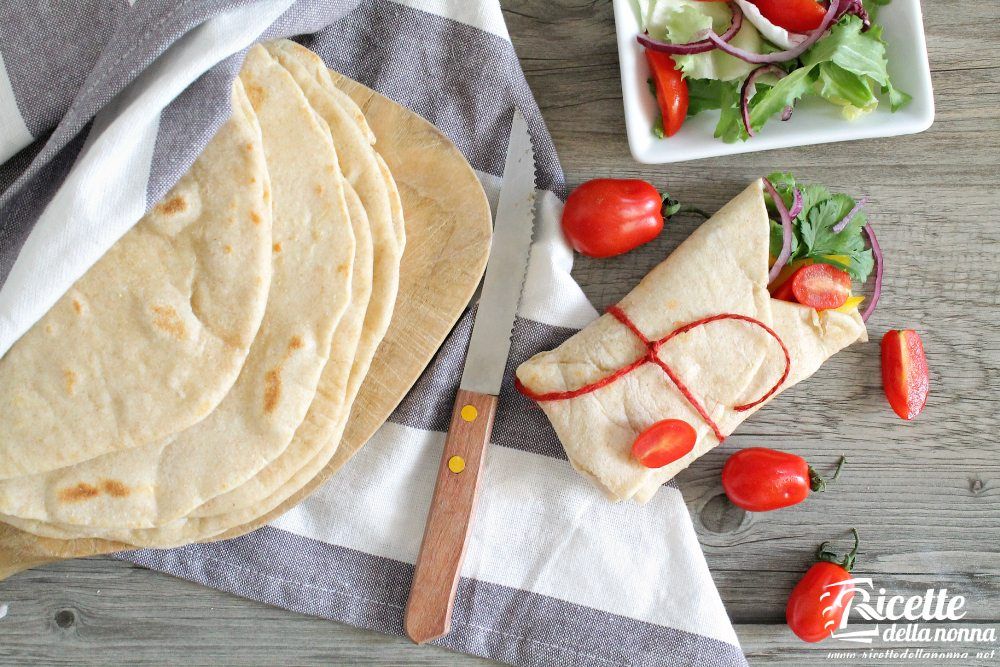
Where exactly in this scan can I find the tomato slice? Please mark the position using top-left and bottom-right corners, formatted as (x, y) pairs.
(749, 0), (827, 33)
(770, 279), (797, 303)
(881, 330), (929, 420)
(632, 419), (697, 468)
(644, 50), (689, 137)
(790, 263), (851, 310)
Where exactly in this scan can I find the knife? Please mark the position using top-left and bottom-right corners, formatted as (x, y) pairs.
(404, 109), (537, 645)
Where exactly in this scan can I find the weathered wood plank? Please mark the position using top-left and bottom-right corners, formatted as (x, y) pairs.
(3, 559), (997, 665)
(0, 559), (489, 666)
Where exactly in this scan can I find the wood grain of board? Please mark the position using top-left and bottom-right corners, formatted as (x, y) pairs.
(2, 1), (998, 665)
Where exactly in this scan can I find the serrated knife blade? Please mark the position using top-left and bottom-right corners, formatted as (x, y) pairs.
(460, 110), (536, 395)
(405, 109), (537, 646)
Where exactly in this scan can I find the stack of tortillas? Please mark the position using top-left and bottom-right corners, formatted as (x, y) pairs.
(0, 40), (410, 551)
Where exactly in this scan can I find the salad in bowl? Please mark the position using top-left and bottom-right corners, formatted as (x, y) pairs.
(636, 0), (910, 142)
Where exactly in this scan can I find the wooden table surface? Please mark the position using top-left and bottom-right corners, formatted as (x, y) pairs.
(2, 1), (998, 665)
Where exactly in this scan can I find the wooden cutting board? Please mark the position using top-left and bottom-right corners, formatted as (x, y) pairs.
(0, 75), (492, 580)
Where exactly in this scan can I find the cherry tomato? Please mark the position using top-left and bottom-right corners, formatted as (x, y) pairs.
(645, 50), (688, 137)
(632, 419), (696, 468)
(790, 263), (851, 310)
(750, 0), (828, 34)
(561, 179), (665, 258)
(770, 278), (797, 303)
(881, 330), (929, 420)
(722, 448), (845, 512)
(787, 530), (860, 643)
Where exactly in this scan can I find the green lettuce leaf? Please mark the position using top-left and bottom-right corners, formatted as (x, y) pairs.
(741, 16), (907, 138)
(644, 0), (764, 81)
(816, 62), (878, 114)
(652, 115), (666, 139)
(685, 78), (727, 116)
(803, 18), (891, 86)
(885, 80), (912, 112)
(715, 79), (747, 143)
(634, 0), (652, 30)
(685, 78), (746, 143)
(747, 66), (814, 134)
(863, 0), (892, 22)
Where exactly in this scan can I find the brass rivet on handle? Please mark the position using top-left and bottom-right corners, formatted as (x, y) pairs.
(460, 405), (478, 422)
(448, 456), (466, 474)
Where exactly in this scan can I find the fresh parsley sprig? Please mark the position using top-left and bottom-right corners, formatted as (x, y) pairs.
(765, 172), (874, 284)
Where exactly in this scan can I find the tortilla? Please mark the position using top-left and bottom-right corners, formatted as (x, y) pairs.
(179, 41), (404, 521)
(25, 180), (380, 546)
(515, 180), (867, 503)
(0, 78), (273, 480)
(0, 45), (355, 532)
(267, 41), (404, 249)
(53, 47), (406, 547)
(0, 52), (504, 570)
(176, 100), (406, 546)
(188, 180), (377, 523)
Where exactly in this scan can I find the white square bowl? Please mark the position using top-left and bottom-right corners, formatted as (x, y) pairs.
(613, 0), (935, 164)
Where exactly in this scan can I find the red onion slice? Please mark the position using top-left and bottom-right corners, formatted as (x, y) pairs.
(764, 178), (794, 284)
(832, 195), (868, 233)
(861, 223), (882, 322)
(637, 1), (744, 56)
(837, 0), (871, 31)
(740, 65), (793, 137)
(706, 0), (841, 64)
(788, 186), (804, 220)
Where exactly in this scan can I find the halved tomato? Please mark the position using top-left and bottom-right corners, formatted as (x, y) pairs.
(632, 419), (697, 468)
(749, 0), (827, 34)
(645, 50), (689, 137)
(791, 263), (851, 310)
(881, 330), (929, 420)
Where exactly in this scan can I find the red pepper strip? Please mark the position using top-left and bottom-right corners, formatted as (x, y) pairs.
(515, 306), (792, 444)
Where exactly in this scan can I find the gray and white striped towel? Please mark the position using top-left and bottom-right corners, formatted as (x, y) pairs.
(0, 1), (746, 665)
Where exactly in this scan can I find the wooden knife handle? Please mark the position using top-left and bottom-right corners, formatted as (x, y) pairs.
(404, 388), (498, 645)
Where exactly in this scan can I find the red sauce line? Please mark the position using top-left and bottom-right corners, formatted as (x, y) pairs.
(515, 305), (792, 444)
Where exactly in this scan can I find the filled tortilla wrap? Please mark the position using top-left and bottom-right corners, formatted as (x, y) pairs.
(515, 179), (866, 503)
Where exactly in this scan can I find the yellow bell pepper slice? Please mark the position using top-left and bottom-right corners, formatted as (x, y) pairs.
(834, 295), (865, 313)
(769, 258), (812, 289)
(821, 254), (852, 270)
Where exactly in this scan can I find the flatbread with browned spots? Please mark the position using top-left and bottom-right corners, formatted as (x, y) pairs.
(0, 77), (273, 481)
(69, 42), (409, 547)
(0, 45), (355, 533)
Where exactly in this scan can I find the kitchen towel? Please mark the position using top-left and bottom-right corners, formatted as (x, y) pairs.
(0, 1), (746, 665)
